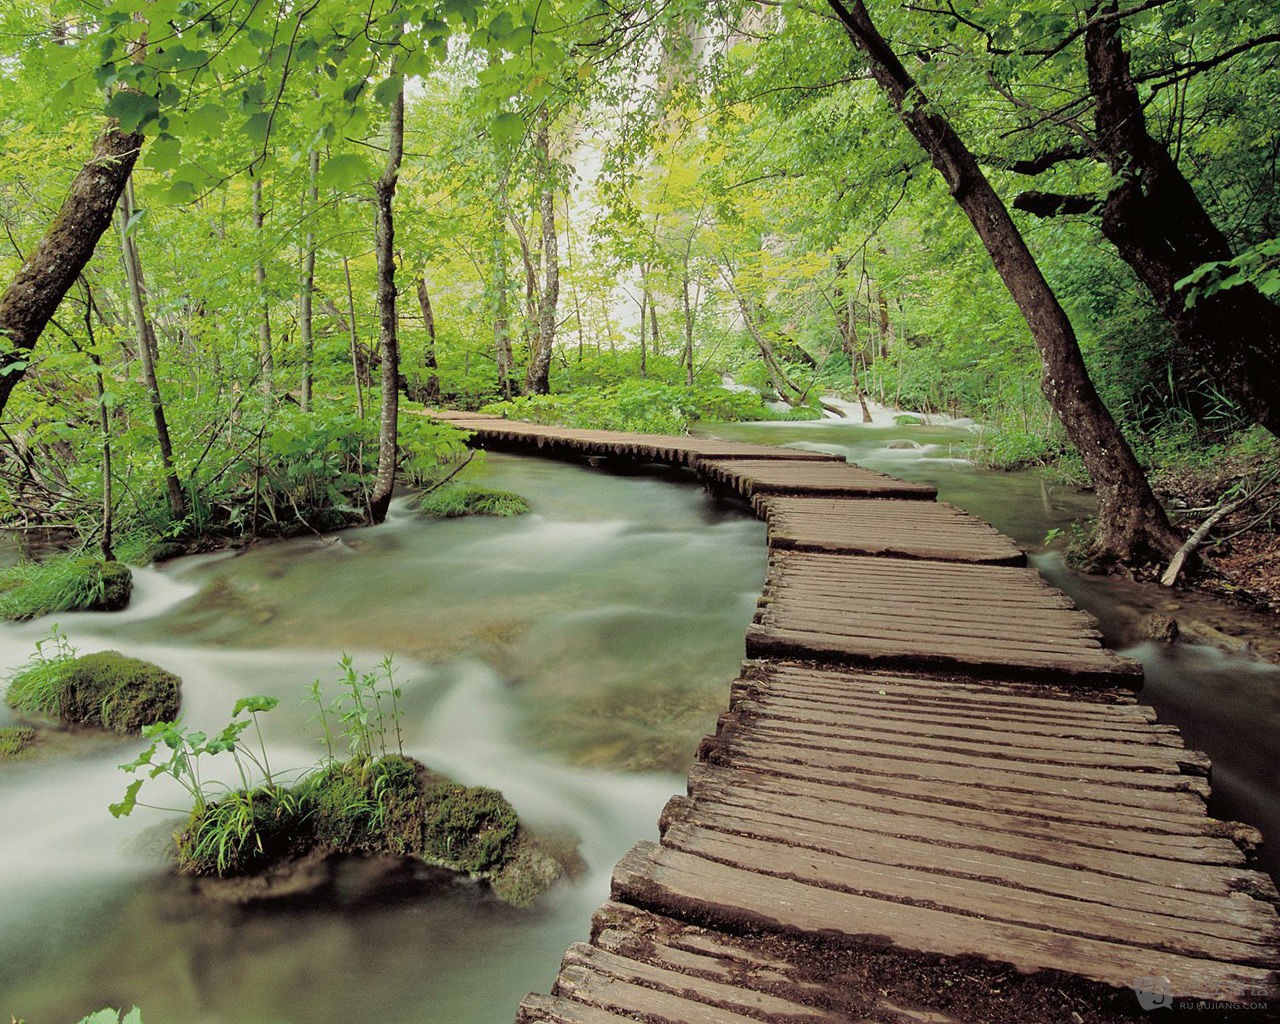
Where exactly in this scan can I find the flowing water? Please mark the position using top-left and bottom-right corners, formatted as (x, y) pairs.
(4, 407), (1278, 1022)
(0, 456), (765, 1023)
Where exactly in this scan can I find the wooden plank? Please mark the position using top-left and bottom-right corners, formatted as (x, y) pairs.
(761, 496), (1026, 565)
(612, 842), (1280, 1002)
(745, 624), (1140, 686)
(683, 763), (1254, 870)
(660, 800), (1275, 935)
(698, 458), (939, 500)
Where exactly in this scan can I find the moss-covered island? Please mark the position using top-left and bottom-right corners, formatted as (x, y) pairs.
(5, 638), (181, 735)
(0, 556), (133, 621)
(167, 753), (569, 906)
(112, 665), (574, 908)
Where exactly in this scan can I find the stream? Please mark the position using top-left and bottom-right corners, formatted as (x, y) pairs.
(3, 407), (1277, 1022)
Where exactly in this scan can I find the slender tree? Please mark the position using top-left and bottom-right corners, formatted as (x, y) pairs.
(369, 76), (405, 524)
(524, 107), (559, 395)
(300, 149), (319, 412)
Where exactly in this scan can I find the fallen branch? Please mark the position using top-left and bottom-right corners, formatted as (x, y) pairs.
(1161, 492), (1253, 587)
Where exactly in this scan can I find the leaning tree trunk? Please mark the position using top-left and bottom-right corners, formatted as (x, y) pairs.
(1084, 6), (1280, 436)
(415, 274), (440, 404)
(369, 78), (405, 525)
(119, 180), (186, 523)
(826, 0), (1180, 563)
(524, 107), (558, 396)
(0, 126), (143, 418)
(681, 276), (696, 385)
(300, 149), (319, 412)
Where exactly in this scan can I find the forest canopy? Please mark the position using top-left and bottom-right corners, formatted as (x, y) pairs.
(1, 0), (1278, 566)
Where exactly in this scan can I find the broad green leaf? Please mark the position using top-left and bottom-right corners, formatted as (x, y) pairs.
(318, 152), (374, 190)
(105, 90), (159, 133)
(109, 778), (144, 818)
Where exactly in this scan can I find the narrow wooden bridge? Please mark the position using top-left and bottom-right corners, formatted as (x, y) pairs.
(430, 411), (1280, 1022)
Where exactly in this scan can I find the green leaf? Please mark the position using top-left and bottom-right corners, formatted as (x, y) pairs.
(109, 778), (144, 818)
(233, 695), (279, 716)
(123, 207), (147, 238)
(491, 111), (525, 145)
(373, 74), (404, 109)
(318, 152), (373, 190)
(105, 90), (160, 133)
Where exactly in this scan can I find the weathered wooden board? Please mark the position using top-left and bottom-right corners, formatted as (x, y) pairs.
(424, 410), (844, 466)
(698, 457), (939, 500)
(760, 495), (1026, 565)
(613, 841), (1280, 1002)
(751, 552), (1141, 685)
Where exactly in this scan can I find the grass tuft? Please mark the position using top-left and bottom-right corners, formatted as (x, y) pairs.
(0, 725), (38, 761)
(0, 556), (132, 621)
(418, 484), (530, 518)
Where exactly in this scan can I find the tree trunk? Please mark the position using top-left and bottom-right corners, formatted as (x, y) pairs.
(252, 177), (274, 392)
(0, 126), (143, 418)
(524, 107), (558, 396)
(834, 276), (873, 422)
(682, 276), (695, 385)
(300, 149), (319, 412)
(1083, 6), (1280, 436)
(341, 257), (366, 419)
(416, 274), (440, 404)
(826, 0), (1180, 563)
(724, 273), (806, 405)
(81, 281), (114, 561)
(119, 180), (185, 522)
(638, 287), (649, 378)
(369, 79), (404, 525)
(649, 296), (661, 358)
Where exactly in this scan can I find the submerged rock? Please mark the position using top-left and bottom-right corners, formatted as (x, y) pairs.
(0, 725), (38, 762)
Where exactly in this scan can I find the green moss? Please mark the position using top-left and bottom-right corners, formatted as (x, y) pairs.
(418, 484), (530, 518)
(9, 651), (182, 734)
(488, 832), (567, 907)
(0, 556), (133, 620)
(301, 755), (423, 855)
(421, 779), (519, 872)
(0, 726), (37, 761)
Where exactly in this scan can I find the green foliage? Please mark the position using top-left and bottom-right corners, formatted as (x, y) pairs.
(176, 784), (305, 877)
(485, 378), (779, 434)
(0, 557), (132, 621)
(77, 1010), (142, 1024)
(968, 429), (1069, 471)
(418, 484), (530, 518)
(0, 725), (37, 761)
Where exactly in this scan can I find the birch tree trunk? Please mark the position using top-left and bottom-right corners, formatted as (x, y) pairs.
(300, 149), (319, 412)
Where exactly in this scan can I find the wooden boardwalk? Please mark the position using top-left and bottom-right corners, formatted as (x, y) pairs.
(427, 412), (1280, 1020)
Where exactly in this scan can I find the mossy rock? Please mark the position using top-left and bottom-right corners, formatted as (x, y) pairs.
(57, 652), (181, 733)
(0, 725), (38, 762)
(893, 413), (924, 426)
(488, 832), (569, 907)
(421, 779), (519, 872)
